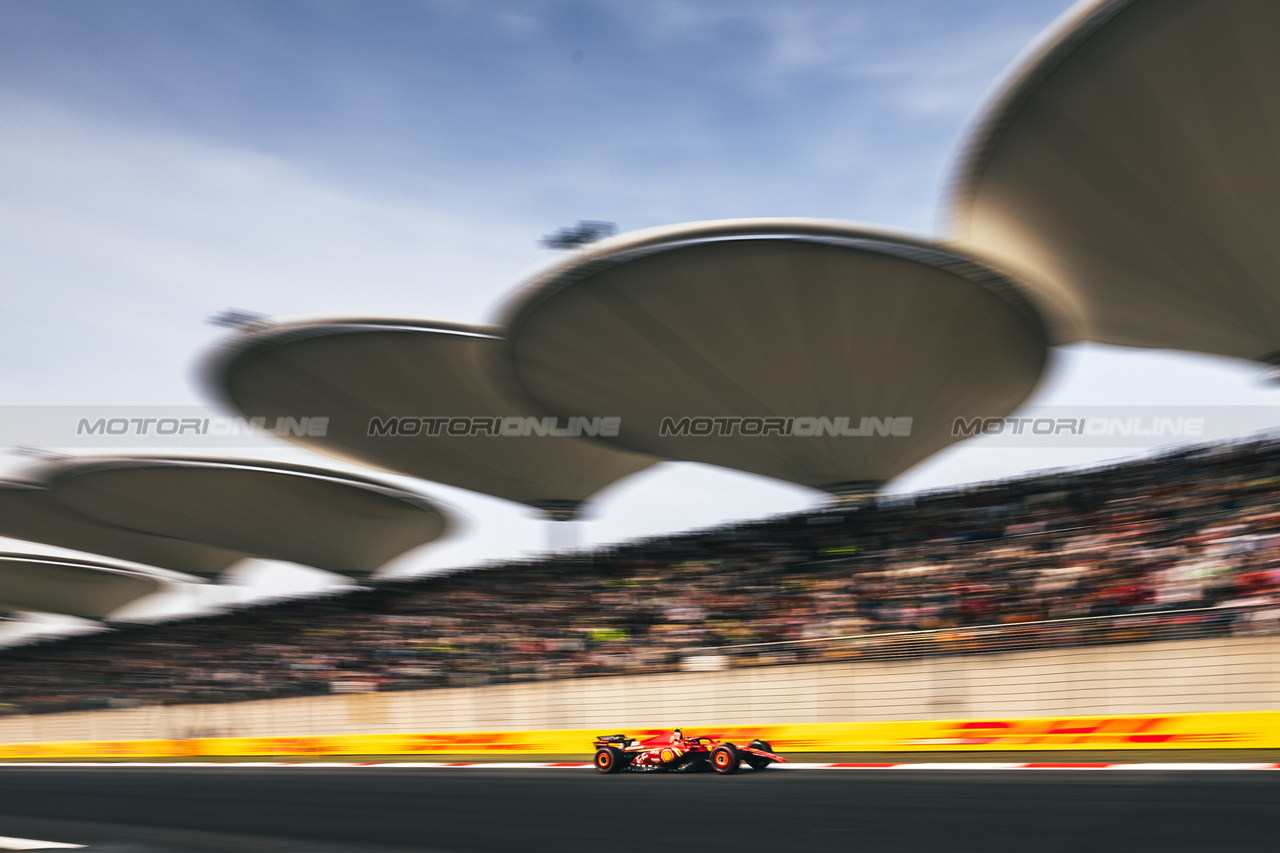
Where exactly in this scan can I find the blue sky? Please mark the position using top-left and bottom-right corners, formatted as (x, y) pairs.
(0, 0), (1064, 231)
(4, 0), (1280, 623)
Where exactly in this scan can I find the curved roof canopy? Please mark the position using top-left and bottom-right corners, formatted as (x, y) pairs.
(952, 0), (1280, 361)
(206, 320), (656, 519)
(500, 219), (1049, 496)
(0, 481), (245, 578)
(0, 553), (167, 621)
(39, 457), (450, 577)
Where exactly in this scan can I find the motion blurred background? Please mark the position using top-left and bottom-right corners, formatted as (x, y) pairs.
(1, 0), (1279, 782)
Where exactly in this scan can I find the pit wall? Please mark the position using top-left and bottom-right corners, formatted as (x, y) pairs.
(1, 633), (1278, 757)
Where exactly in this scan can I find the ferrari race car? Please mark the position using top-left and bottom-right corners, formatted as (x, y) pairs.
(593, 728), (786, 774)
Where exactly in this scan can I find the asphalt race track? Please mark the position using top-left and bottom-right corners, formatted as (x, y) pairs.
(0, 766), (1277, 852)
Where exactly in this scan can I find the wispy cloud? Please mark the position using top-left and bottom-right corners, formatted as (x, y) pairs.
(0, 100), (545, 404)
(0, 0), (1074, 236)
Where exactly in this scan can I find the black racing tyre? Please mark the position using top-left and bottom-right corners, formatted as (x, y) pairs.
(745, 739), (774, 769)
(594, 746), (626, 774)
(710, 743), (740, 774)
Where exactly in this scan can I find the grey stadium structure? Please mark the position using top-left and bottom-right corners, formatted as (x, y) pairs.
(499, 218), (1054, 498)
(205, 318), (657, 520)
(0, 554), (174, 622)
(952, 0), (1280, 362)
(37, 456), (451, 578)
(0, 478), (246, 578)
(0, 457), (450, 580)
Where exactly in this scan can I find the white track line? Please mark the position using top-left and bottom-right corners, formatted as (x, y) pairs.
(0, 835), (85, 850)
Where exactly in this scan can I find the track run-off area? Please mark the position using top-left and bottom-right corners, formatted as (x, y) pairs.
(0, 764), (1278, 852)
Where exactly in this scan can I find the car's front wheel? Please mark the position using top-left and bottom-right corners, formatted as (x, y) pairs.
(746, 739), (774, 770)
(594, 746), (627, 774)
(710, 743), (740, 774)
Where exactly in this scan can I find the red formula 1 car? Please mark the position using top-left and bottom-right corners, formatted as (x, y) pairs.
(592, 728), (786, 774)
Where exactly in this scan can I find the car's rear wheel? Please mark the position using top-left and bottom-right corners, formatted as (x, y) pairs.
(594, 746), (626, 774)
(710, 743), (740, 774)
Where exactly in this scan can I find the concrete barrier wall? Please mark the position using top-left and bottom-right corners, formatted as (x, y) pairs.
(3, 634), (1277, 743)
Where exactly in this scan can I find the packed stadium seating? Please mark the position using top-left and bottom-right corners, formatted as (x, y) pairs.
(3, 436), (1280, 715)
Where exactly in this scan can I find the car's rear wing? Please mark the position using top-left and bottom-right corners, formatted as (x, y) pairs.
(593, 734), (629, 744)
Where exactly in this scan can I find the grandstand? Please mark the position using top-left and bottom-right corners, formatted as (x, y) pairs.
(2, 432), (1277, 716)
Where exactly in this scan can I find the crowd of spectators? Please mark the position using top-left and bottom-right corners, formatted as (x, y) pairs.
(4, 436), (1280, 715)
